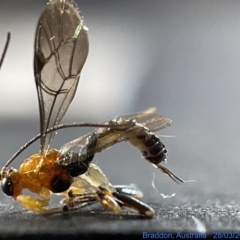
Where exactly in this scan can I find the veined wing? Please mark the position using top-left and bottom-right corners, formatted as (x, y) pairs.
(34, 0), (89, 156)
(114, 107), (172, 132)
(57, 109), (172, 158)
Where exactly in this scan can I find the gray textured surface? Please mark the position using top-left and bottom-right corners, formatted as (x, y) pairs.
(0, 195), (240, 239)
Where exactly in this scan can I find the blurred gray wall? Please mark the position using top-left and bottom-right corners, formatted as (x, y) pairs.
(0, 0), (240, 204)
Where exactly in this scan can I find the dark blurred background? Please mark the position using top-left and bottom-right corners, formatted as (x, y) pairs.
(0, 0), (240, 236)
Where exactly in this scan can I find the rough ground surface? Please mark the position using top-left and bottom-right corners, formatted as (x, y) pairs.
(0, 195), (239, 239)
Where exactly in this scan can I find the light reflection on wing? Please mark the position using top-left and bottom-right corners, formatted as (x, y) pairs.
(57, 109), (172, 158)
(34, 0), (89, 156)
(115, 108), (172, 132)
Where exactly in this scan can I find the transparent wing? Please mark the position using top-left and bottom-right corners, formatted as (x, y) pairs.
(58, 109), (172, 158)
(34, 0), (89, 156)
(114, 107), (172, 132)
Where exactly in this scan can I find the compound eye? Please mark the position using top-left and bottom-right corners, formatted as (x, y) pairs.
(1, 177), (13, 196)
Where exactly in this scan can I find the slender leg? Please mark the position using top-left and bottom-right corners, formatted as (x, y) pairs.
(113, 184), (143, 199)
(16, 195), (63, 214)
(65, 186), (154, 217)
(82, 163), (116, 192)
(63, 164), (151, 216)
(64, 166), (150, 215)
(61, 184), (143, 211)
(63, 189), (122, 215)
(99, 186), (154, 217)
(72, 164), (145, 198)
(112, 191), (155, 217)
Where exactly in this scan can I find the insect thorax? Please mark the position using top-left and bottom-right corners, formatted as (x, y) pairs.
(18, 149), (73, 194)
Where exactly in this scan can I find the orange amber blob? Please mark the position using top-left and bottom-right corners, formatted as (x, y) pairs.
(18, 149), (72, 194)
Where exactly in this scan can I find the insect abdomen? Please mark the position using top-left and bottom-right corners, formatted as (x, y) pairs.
(128, 123), (168, 165)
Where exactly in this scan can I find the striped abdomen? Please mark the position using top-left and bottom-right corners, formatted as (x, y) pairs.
(126, 123), (168, 165)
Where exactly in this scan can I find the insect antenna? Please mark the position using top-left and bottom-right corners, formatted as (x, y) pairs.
(0, 32), (11, 69)
(3, 122), (131, 169)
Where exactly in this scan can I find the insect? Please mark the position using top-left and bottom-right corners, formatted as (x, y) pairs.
(0, 0), (184, 217)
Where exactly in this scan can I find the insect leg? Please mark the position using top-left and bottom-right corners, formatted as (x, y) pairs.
(16, 195), (90, 214)
(111, 190), (155, 217)
(57, 163), (120, 214)
(63, 189), (122, 215)
(16, 195), (63, 214)
(98, 186), (154, 217)
(87, 164), (115, 190)
(16, 187), (65, 214)
(113, 184), (143, 199)
(64, 182), (153, 217)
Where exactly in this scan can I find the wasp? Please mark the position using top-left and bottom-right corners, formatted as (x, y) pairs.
(0, 0), (184, 217)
